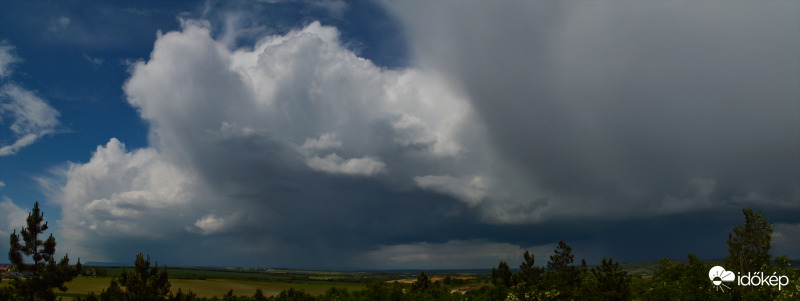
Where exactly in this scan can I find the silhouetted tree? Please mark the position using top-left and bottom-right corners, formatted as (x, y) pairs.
(273, 288), (315, 301)
(547, 240), (581, 299)
(725, 209), (773, 275)
(99, 279), (125, 301)
(590, 257), (631, 301)
(7, 201), (82, 301)
(513, 250), (545, 300)
(724, 209), (793, 300)
(253, 288), (267, 301)
(491, 261), (513, 288)
(317, 287), (351, 301)
(412, 271), (431, 292)
(98, 253), (171, 301)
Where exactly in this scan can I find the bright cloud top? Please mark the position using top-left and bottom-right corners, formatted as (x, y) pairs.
(50, 21), (496, 263)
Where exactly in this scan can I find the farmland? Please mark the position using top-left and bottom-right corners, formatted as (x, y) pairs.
(49, 276), (365, 300)
(38, 267), (487, 299)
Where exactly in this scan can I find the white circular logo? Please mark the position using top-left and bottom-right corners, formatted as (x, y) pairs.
(708, 266), (735, 290)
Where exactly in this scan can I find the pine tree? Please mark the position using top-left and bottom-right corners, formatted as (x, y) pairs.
(513, 250), (545, 300)
(412, 271), (431, 292)
(491, 261), (513, 288)
(7, 201), (82, 301)
(546, 240), (581, 299)
(117, 253), (171, 301)
(591, 257), (631, 301)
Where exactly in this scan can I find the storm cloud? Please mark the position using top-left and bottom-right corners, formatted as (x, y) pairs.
(389, 1), (800, 218)
(45, 1), (799, 268)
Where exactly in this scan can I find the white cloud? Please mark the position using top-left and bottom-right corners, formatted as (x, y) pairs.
(310, 0), (349, 18)
(356, 240), (556, 270)
(48, 138), (211, 260)
(0, 84), (61, 156)
(306, 153), (387, 176)
(50, 20), (487, 262)
(82, 53), (104, 65)
(49, 16), (71, 33)
(0, 197), (27, 238)
(57, 12), (798, 264)
(0, 134), (37, 156)
(192, 214), (233, 235)
(0, 42), (20, 78)
(0, 41), (61, 156)
(301, 132), (342, 151)
(415, 175), (488, 207)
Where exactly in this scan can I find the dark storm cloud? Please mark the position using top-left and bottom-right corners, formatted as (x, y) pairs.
(389, 1), (800, 216)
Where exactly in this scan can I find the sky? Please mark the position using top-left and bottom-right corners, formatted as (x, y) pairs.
(0, 0), (798, 270)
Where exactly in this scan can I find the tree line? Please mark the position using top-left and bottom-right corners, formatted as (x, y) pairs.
(1, 203), (797, 300)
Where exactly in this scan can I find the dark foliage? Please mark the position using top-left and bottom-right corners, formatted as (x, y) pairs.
(5, 201), (82, 301)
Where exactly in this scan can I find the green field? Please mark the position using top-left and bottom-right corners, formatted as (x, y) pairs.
(47, 276), (365, 300)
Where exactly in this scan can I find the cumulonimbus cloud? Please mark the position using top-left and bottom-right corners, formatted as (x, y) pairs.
(46, 1), (799, 266)
(48, 21), (491, 264)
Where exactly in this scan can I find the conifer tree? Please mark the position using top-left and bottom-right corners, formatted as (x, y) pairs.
(591, 257), (631, 300)
(513, 250), (545, 300)
(546, 240), (581, 299)
(7, 201), (82, 301)
(118, 253), (171, 301)
(412, 271), (431, 292)
(491, 261), (513, 288)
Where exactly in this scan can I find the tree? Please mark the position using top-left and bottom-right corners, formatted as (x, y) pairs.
(98, 279), (125, 301)
(412, 271), (431, 292)
(103, 253), (170, 301)
(7, 201), (82, 301)
(491, 261), (513, 288)
(725, 208), (774, 299)
(513, 250), (545, 300)
(316, 287), (351, 301)
(590, 257), (631, 301)
(253, 288), (268, 301)
(273, 288), (315, 301)
(120, 253), (171, 300)
(725, 209), (773, 274)
(546, 240), (581, 299)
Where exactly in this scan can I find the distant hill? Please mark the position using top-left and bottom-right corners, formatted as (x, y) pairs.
(620, 261), (661, 277)
(83, 262), (129, 266)
(619, 259), (800, 278)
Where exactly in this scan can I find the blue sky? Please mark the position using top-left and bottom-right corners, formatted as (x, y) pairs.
(0, 0), (798, 269)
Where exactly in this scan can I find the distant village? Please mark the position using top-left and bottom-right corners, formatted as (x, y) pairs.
(1, 265), (102, 279)
(0, 265), (23, 279)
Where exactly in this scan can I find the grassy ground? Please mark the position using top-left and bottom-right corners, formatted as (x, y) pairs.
(51, 276), (365, 300)
(169, 279), (364, 297)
